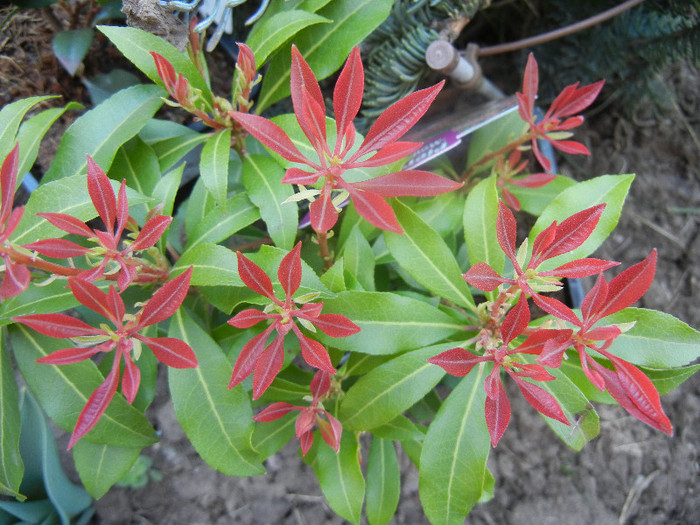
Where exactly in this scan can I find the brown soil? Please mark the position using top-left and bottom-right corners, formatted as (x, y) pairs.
(2, 7), (699, 525)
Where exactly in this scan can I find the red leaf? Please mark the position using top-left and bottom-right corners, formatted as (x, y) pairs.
(500, 187), (521, 211)
(532, 330), (574, 368)
(293, 326), (335, 374)
(36, 345), (105, 365)
(345, 186), (401, 233)
(299, 429), (314, 456)
(229, 328), (272, 389)
(351, 142), (421, 168)
(87, 156), (117, 230)
(290, 45), (325, 130)
(236, 251), (275, 300)
(121, 349), (141, 404)
(150, 52), (176, 88)
(550, 80), (604, 118)
(333, 46), (364, 152)
(485, 379), (510, 447)
(519, 53), (538, 121)
(513, 376), (569, 425)
(549, 139), (590, 156)
(501, 294), (530, 345)
(463, 263), (507, 292)
(531, 138), (552, 173)
(427, 347), (486, 377)
(278, 242), (302, 299)
(507, 173), (556, 188)
(537, 204), (605, 262)
(129, 215), (172, 252)
(67, 354), (120, 449)
(252, 335), (285, 399)
(135, 267), (192, 329)
(228, 308), (271, 329)
(579, 348), (606, 391)
(318, 412), (342, 453)
(116, 258), (138, 292)
(310, 370), (331, 400)
(496, 200), (518, 266)
(531, 293), (581, 327)
(581, 273), (609, 324)
(595, 250), (657, 322)
(517, 328), (572, 356)
(542, 258), (618, 279)
(14, 313), (103, 338)
(253, 402), (298, 423)
(281, 168), (320, 185)
(115, 180), (128, 237)
(0, 259), (30, 299)
(353, 81), (444, 159)
(530, 221), (557, 265)
(295, 407), (316, 438)
(230, 111), (311, 165)
(1, 144), (19, 225)
(69, 279), (123, 325)
(23, 238), (90, 259)
(310, 313), (360, 338)
(299, 87), (329, 157)
(136, 335), (197, 368)
(309, 186), (338, 233)
(351, 170), (462, 198)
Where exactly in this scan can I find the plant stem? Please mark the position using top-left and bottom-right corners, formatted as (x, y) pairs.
(461, 134), (530, 182)
(317, 231), (333, 271)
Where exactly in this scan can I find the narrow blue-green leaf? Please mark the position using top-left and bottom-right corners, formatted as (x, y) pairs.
(385, 200), (475, 309)
(530, 174), (634, 271)
(0, 95), (56, 162)
(42, 85), (164, 182)
(98, 25), (212, 105)
(604, 308), (700, 368)
(0, 332), (23, 500)
(15, 103), (83, 179)
(168, 309), (264, 476)
(305, 431), (365, 525)
(52, 28), (94, 76)
(257, 0), (392, 111)
(241, 154), (297, 250)
(185, 193), (260, 252)
(200, 129), (231, 210)
(419, 365), (490, 525)
(339, 344), (449, 430)
(463, 175), (503, 275)
(316, 291), (465, 355)
(246, 10), (330, 66)
(10, 326), (158, 448)
(173, 242), (242, 286)
(342, 225), (375, 291)
(72, 441), (141, 499)
(366, 437), (400, 525)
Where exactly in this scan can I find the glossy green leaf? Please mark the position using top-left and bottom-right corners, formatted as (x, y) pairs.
(140, 120), (209, 172)
(508, 175), (576, 216)
(339, 344), (449, 430)
(316, 291), (465, 355)
(385, 200), (474, 310)
(15, 103), (84, 179)
(257, 0), (392, 111)
(604, 308), (700, 368)
(200, 129), (231, 210)
(168, 309), (264, 476)
(52, 28), (94, 76)
(42, 85), (164, 182)
(185, 193), (260, 252)
(530, 174), (634, 271)
(342, 225), (375, 291)
(185, 176), (217, 239)
(152, 163), (182, 218)
(72, 441), (141, 499)
(419, 365), (490, 525)
(174, 242), (242, 286)
(645, 364), (700, 395)
(0, 332), (23, 500)
(366, 437), (400, 525)
(109, 137), (160, 197)
(98, 25), (213, 105)
(10, 326), (158, 449)
(248, 245), (333, 298)
(251, 414), (295, 460)
(320, 259), (346, 293)
(0, 281), (83, 327)
(241, 154), (297, 250)
(413, 192), (464, 239)
(246, 10), (330, 66)
(463, 175), (503, 275)
(371, 415), (426, 442)
(0, 95), (56, 162)
(305, 431), (365, 525)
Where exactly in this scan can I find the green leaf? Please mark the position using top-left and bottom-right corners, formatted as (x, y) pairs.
(371, 415), (426, 442)
(366, 437), (400, 525)
(168, 309), (265, 476)
(604, 308), (700, 368)
(98, 25), (212, 105)
(52, 28), (94, 76)
(139, 120), (209, 172)
(419, 365), (490, 525)
(42, 85), (164, 183)
(251, 414), (295, 460)
(320, 259), (346, 293)
(246, 10), (330, 66)
(385, 200), (474, 310)
(173, 243), (242, 286)
(339, 344), (449, 430)
(185, 193), (260, 252)
(463, 175), (504, 277)
(241, 154), (297, 250)
(72, 441), (141, 499)
(316, 291), (465, 355)
(109, 136), (160, 197)
(342, 225), (375, 291)
(466, 107), (526, 170)
(256, 0), (392, 111)
(0, 95), (56, 162)
(530, 174), (634, 271)
(0, 281), (84, 326)
(15, 103), (84, 179)
(413, 192), (464, 239)
(305, 431), (365, 525)
(200, 129), (231, 210)
(645, 364), (700, 396)
(0, 332), (23, 500)
(10, 326), (158, 448)
(508, 175), (576, 216)
(184, 176), (217, 239)
(152, 162), (182, 218)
